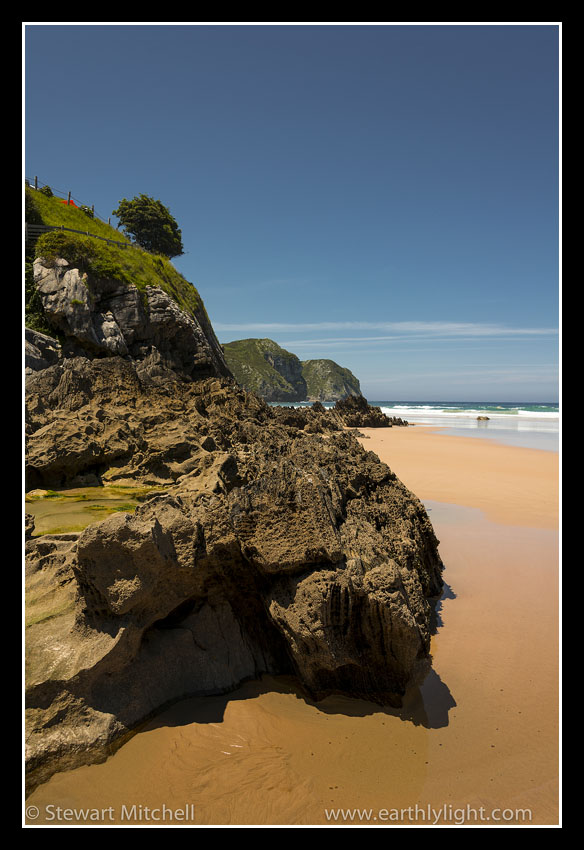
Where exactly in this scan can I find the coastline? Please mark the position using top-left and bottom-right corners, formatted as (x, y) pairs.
(25, 423), (560, 825)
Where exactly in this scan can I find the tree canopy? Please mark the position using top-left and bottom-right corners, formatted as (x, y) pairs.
(112, 194), (184, 258)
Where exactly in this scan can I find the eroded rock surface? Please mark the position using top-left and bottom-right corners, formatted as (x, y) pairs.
(334, 394), (407, 427)
(25, 355), (442, 793)
(271, 396), (408, 432)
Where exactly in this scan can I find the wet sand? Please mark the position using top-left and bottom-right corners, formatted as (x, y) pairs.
(26, 428), (560, 826)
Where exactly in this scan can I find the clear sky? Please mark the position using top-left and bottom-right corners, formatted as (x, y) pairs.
(24, 23), (560, 401)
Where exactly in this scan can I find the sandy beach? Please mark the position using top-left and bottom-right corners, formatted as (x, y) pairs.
(26, 425), (560, 826)
(359, 424), (559, 529)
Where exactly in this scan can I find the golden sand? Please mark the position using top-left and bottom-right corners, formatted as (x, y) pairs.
(26, 427), (560, 826)
(358, 425), (559, 529)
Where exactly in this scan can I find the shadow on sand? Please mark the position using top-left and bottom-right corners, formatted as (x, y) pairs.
(144, 581), (457, 735)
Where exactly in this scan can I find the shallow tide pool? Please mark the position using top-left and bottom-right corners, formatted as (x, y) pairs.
(25, 485), (167, 536)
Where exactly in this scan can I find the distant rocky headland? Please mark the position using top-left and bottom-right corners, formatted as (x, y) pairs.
(222, 337), (362, 402)
(24, 188), (442, 794)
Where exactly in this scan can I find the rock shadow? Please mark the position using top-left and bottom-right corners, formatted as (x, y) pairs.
(299, 667), (456, 729)
(140, 581), (458, 735)
(144, 666), (456, 735)
(430, 581), (457, 633)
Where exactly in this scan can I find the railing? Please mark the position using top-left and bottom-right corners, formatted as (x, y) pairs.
(25, 175), (116, 226)
(25, 176), (132, 249)
(25, 222), (130, 249)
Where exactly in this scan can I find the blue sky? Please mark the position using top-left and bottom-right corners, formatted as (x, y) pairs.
(24, 24), (560, 401)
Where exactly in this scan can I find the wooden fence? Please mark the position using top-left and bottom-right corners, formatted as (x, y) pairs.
(25, 176), (116, 227)
(25, 222), (130, 249)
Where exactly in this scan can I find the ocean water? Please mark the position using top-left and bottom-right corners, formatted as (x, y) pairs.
(269, 400), (559, 451)
(373, 401), (559, 451)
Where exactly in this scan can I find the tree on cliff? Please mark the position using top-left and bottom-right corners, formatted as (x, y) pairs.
(112, 194), (184, 258)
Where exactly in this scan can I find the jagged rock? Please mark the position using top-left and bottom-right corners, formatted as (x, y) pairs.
(334, 394), (407, 427)
(270, 396), (407, 432)
(25, 328), (61, 372)
(25, 513), (35, 540)
(32, 258), (231, 382)
(271, 403), (341, 433)
(24, 357), (443, 792)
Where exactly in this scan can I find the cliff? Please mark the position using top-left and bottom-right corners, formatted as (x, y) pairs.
(222, 338), (307, 402)
(25, 187), (230, 384)
(223, 338), (361, 402)
(30, 256), (230, 383)
(301, 358), (361, 401)
(24, 188), (443, 794)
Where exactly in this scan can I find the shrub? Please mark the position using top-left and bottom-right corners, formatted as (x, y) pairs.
(112, 194), (184, 258)
(25, 190), (43, 224)
(35, 231), (132, 284)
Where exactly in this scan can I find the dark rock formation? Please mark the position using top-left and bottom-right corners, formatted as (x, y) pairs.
(270, 397), (408, 433)
(334, 394), (403, 427)
(25, 328), (61, 373)
(25, 357), (442, 792)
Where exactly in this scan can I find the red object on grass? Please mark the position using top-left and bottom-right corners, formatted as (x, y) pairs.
(59, 199), (78, 207)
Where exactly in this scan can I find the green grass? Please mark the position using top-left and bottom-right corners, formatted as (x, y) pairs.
(26, 187), (131, 243)
(26, 187), (207, 323)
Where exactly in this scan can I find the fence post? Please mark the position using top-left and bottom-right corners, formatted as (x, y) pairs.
(67, 191), (71, 206)
(34, 176), (38, 189)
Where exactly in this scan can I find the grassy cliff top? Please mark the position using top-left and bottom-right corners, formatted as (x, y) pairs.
(224, 338), (299, 362)
(26, 187), (207, 323)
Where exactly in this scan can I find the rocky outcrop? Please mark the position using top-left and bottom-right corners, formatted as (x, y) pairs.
(270, 397), (408, 433)
(263, 349), (306, 400)
(25, 357), (442, 792)
(334, 394), (407, 427)
(25, 328), (61, 372)
(301, 358), (361, 401)
(31, 258), (231, 383)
